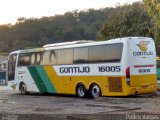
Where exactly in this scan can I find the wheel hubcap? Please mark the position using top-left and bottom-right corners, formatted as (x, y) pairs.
(21, 85), (26, 94)
(92, 85), (100, 97)
(78, 86), (85, 97)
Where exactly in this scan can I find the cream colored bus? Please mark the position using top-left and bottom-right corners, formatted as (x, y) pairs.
(7, 37), (157, 98)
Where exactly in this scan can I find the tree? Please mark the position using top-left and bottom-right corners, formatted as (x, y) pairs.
(97, 2), (154, 40)
(0, 2), (155, 53)
(143, 0), (160, 54)
(143, 0), (160, 27)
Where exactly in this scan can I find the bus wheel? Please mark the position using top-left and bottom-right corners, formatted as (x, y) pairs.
(20, 83), (28, 95)
(76, 83), (86, 98)
(90, 84), (101, 98)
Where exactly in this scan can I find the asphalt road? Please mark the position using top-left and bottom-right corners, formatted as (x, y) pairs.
(0, 90), (160, 120)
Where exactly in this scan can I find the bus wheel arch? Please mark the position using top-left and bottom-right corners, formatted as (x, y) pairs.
(19, 82), (28, 95)
(89, 83), (101, 98)
(76, 82), (86, 98)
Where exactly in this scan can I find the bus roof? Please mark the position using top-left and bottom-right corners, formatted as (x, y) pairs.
(43, 40), (95, 48)
(9, 37), (153, 54)
(44, 37), (153, 50)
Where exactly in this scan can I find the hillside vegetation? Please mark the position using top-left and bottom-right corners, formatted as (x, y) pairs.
(0, 2), (157, 52)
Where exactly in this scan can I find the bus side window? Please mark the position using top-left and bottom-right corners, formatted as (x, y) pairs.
(31, 53), (36, 65)
(18, 53), (30, 66)
(58, 49), (73, 65)
(42, 51), (50, 65)
(104, 43), (123, 62)
(42, 50), (57, 65)
(74, 47), (88, 64)
(30, 52), (42, 65)
(8, 54), (17, 81)
(49, 50), (57, 65)
(88, 45), (104, 63)
(34, 52), (42, 65)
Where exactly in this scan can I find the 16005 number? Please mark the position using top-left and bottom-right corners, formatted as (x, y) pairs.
(98, 66), (121, 72)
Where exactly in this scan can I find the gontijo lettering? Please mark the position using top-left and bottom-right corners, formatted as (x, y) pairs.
(60, 66), (90, 73)
(133, 51), (153, 56)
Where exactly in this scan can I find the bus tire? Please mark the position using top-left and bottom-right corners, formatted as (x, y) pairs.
(89, 83), (101, 98)
(76, 83), (86, 98)
(20, 83), (28, 95)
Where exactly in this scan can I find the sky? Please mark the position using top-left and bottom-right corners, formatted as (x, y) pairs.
(0, 0), (141, 25)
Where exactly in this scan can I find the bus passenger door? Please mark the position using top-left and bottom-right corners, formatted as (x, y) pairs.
(7, 53), (18, 90)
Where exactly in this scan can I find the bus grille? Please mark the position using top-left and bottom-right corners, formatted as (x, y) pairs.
(108, 77), (122, 92)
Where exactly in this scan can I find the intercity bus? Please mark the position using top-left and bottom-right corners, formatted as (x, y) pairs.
(7, 37), (157, 97)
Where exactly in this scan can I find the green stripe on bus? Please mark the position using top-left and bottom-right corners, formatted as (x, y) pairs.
(35, 66), (56, 93)
(28, 66), (48, 93)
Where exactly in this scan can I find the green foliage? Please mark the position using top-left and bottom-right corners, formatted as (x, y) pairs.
(143, 0), (160, 54)
(143, 0), (160, 27)
(97, 2), (154, 40)
(0, 9), (109, 52)
(0, 2), (156, 53)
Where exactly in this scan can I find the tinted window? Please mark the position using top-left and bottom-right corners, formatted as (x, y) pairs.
(104, 43), (123, 62)
(31, 52), (43, 65)
(42, 50), (57, 65)
(88, 46), (105, 63)
(18, 52), (43, 66)
(74, 47), (88, 63)
(17, 43), (123, 66)
(18, 53), (30, 66)
(73, 43), (123, 64)
(58, 49), (73, 64)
